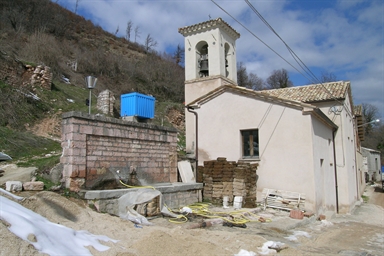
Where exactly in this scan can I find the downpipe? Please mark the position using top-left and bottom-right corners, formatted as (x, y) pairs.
(186, 106), (198, 182)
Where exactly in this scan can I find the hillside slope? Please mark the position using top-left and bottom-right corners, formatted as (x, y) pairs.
(0, 0), (186, 162)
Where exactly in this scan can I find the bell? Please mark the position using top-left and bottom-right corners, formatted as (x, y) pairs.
(200, 59), (208, 71)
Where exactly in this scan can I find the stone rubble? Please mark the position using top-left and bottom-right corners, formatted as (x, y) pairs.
(25, 64), (53, 90)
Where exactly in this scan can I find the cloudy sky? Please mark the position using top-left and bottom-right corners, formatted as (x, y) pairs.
(58, 0), (383, 120)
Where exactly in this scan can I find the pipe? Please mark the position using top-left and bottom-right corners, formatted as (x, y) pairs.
(353, 118), (361, 201)
(332, 129), (339, 213)
(186, 106), (198, 182)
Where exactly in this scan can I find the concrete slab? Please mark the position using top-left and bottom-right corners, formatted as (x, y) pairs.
(178, 161), (195, 183)
(82, 182), (203, 200)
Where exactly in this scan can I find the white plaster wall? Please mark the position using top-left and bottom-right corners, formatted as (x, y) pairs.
(355, 151), (366, 195)
(315, 96), (358, 213)
(185, 78), (229, 154)
(194, 91), (334, 213)
(310, 117), (337, 213)
(362, 148), (381, 181)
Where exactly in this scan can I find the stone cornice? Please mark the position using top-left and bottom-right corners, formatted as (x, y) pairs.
(178, 18), (240, 39)
(62, 111), (177, 133)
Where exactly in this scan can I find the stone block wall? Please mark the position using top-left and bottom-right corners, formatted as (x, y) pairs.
(61, 111), (178, 191)
(161, 189), (201, 209)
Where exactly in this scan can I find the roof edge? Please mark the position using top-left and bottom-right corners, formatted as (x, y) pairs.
(178, 18), (240, 39)
(187, 84), (317, 110)
(303, 108), (338, 130)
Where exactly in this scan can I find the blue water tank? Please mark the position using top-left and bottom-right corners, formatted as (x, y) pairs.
(120, 92), (155, 119)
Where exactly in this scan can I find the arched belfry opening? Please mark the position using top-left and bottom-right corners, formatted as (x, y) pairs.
(224, 43), (231, 78)
(196, 42), (209, 77)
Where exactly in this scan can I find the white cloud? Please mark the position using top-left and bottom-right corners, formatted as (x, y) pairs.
(58, 0), (384, 118)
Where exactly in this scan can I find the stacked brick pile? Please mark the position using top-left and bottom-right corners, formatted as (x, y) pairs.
(234, 163), (258, 208)
(233, 167), (247, 198)
(201, 161), (213, 202)
(197, 166), (204, 183)
(200, 158), (258, 207)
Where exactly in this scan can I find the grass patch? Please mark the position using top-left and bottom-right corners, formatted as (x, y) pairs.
(39, 81), (96, 114)
(0, 80), (8, 89)
(0, 126), (61, 164)
(361, 195), (369, 203)
(177, 132), (186, 156)
(35, 174), (60, 190)
(17, 154), (60, 170)
(61, 188), (82, 199)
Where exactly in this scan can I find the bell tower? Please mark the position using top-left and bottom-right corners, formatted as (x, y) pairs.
(179, 18), (240, 104)
(178, 18), (240, 159)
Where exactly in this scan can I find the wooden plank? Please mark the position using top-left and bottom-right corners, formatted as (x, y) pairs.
(262, 188), (305, 211)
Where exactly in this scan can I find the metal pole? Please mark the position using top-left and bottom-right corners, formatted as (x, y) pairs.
(89, 89), (91, 114)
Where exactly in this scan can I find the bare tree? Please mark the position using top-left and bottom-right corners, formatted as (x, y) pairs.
(125, 20), (133, 41)
(144, 34), (158, 52)
(134, 25), (140, 42)
(75, 0), (80, 14)
(114, 25), (119, 36)
(173, 44), (184, 65)
(362, 123), (384, 149)
(237, 62), (249, 87)
(320, 71), (338, 83)
(249, 73), (264, 90)
(266, 69), (293, 89)
(362, 103), (379, 135)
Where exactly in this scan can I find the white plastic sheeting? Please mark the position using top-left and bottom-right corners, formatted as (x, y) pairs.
(0, 193), (117, 256)
(118, 188), (162, 225)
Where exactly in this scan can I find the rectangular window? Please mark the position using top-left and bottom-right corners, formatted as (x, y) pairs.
(241, 129), (259, 159)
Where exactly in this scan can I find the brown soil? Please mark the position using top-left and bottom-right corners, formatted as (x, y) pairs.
(166, 107), (185, 131)
(1, 184), (383, 256)
(26, 112), (62, 141)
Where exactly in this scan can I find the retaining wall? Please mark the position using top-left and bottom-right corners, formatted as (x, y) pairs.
(61, 111), (178, 191)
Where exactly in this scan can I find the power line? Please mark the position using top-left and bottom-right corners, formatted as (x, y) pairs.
(243, 0), (354, 117)
(210, 0), (353, 117)
(210, 0), (313, 83)
(244, 0), (316, 83)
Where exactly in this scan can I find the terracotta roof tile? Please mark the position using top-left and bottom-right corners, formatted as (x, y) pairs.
(354, 105), (363, 116)
(260, 81), (350, 103)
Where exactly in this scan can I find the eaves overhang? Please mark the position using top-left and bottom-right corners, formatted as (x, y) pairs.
(187, 84), (338, 130)
(188, 84), (314, 110)
(303, 108), (339, 130)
